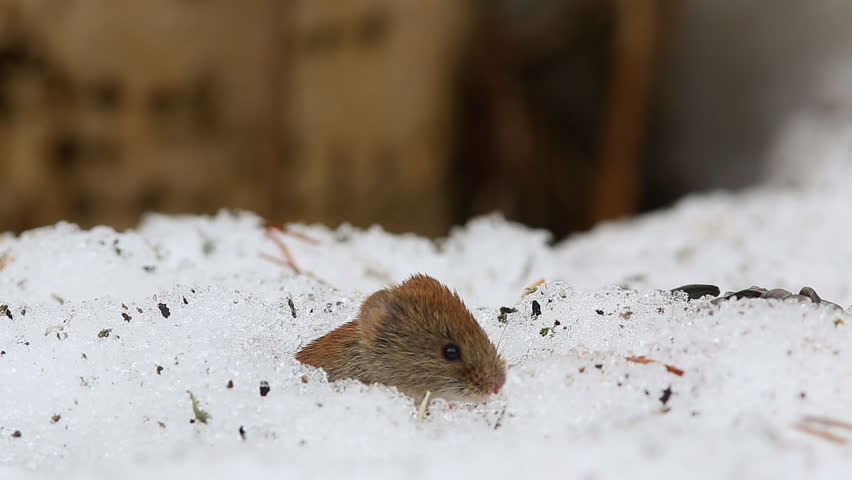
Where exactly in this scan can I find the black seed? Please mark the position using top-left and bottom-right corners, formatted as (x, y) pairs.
(594, 364), (603, 370)
(798, 287), (821, 303)
(182, 297), (188, 305)
(659, 386), (672, 405)
(531, 300), (541, 318)
(596, 309), (604, 315)
(157, 303), (171, 318)
(226, 379), (234, 389)
(670, 284), (720, 300)
(259, 380), (271, 397)
(786, 294), (812, 303)
(732, 287), (766, 299)
(762, 288), (792, 300)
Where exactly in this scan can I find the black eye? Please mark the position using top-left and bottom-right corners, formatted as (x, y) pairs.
(442, 344), (461, 362)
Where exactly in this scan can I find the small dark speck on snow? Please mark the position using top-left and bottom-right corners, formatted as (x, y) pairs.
(182, 297), (188, 305)
(0, 304), (12, 320)
(158, 303), (171, 318)
(97, 329), (112, 338)
(498, 306), (517, 323)
(227, 379), (234, 389)
(660, 386), (673, 405)
(142, 265), (156, 273)
(531, 300), (541, 318)
(239, 425), (247, 440)
(156, 365), (164, 375)
(288, 298), (297, 318)
(594, 364), (603, 370)
(260, 380), (271, 397)
(11, 430), (22, 438)
(596, 309), (604, 315)
(122, 313), (132, 322)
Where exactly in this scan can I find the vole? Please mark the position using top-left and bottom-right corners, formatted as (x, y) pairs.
(296, 274), (506, 403)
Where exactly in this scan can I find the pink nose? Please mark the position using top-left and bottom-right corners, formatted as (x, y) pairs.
(492, 371), (506, 394)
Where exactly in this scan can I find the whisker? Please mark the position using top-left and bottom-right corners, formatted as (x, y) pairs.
(496, 321), (510, 356)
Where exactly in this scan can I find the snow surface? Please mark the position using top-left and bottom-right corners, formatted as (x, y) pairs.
(2, 149), (852, 477)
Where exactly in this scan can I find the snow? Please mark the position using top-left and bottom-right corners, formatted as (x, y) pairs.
(2, 135), (852, 478)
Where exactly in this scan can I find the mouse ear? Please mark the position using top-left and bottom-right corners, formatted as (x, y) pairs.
(356, 289), (404, 341)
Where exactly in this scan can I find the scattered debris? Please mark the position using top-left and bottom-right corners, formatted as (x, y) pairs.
(522, 279), (544, 297)
(671, 284), (721, 300)
(417, 390), (432, 421)
(97, 329), (112, 338)
(659, 386), (673, 405)
(794, 416), (852, 445)
(188, 391), (211, 424)
(531, 300), (541, 318)
(494, 407), (507, 430)
(497, 306), (516, 324)
(539, 327), (550, 337)
(0, 304), (11, 320)
(157, 303), (171, 318)
(262, 224), (320, 275)
(121, 313), (132, 322)
(626, 355), (685, 376)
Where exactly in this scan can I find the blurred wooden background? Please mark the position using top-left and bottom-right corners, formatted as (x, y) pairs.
(0, 0), (673, 237)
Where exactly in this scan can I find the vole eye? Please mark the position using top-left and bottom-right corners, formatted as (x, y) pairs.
(442, 344), (461, 362)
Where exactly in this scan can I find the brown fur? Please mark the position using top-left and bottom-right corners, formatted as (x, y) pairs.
(296, 274), (506, 402)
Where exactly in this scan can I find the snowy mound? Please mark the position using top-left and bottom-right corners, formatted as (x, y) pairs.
(2, 181), (851, 478)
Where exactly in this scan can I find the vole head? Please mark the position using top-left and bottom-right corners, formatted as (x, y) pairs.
(357, 274), (506, 401)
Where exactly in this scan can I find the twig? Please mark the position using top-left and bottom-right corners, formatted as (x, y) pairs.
(417, 391), (432, 421)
